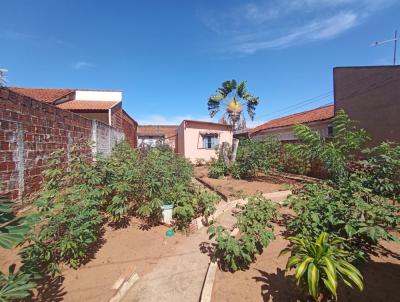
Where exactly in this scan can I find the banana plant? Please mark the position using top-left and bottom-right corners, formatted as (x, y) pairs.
(281, 232), (363, 301)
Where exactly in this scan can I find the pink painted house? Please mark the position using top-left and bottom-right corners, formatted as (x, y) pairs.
(176, 120), (233, 162)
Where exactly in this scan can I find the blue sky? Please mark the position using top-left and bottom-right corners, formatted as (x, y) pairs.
(1, 0), (399, 126)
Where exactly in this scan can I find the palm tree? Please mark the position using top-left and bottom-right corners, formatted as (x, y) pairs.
(207, 80), (260, 130)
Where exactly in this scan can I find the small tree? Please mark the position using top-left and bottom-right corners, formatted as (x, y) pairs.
(286, 109), (368, 179)
(208, 80), (260, 164)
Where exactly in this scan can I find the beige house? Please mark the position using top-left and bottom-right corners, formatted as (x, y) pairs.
(176, 120), (233, 162)
(251, 105), (334, 141)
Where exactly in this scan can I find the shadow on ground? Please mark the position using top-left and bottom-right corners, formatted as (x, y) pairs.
(253, 268), (303, 302)
(252, 260), (400, 302)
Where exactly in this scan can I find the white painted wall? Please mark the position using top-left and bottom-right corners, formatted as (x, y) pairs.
(75, 90), (122, 102)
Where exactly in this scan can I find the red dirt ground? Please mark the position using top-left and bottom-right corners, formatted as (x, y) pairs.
(1, 219), (186, 302)
(212, 207), (400, 302)
(194, 166), (298, 199)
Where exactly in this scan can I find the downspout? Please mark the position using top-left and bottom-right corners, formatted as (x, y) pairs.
(108, 109), (112, 126)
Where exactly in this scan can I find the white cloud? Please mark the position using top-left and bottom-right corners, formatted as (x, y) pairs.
(201, 0), (396, 55)
(236, 12), (358, 53)
(136, 114), (214, 126)
(73, 61), (95, 70)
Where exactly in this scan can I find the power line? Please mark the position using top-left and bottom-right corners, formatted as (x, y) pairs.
(254, 91), (333, 120)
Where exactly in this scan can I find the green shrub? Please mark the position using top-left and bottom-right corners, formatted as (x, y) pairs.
(281, 144), (311, 175)
(172, 185), (219, 232)
(286, 175), (400, 257)
(208, 195), (278, 271)
(105, 141), (140, 223)
(232, 137), (281, 179)
(287, 110), (368, 180)
(21, 147), (107, 276)
(360, 142), (400, 200)
(208, 158), (228, 179)
(136, 147), (193, 220)
(281, 232), (363, 301)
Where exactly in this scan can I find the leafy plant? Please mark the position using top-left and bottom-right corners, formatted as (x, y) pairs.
(281, 143), (311, 175)
(231, 137), (281, 179)
(0, 265), (36, 302)
(0, 196), (36, 301)
(136, 146), (193, 221)
(21, 146), (106, 275)
(208, 158), (228, 179)
(287, 109), (368, 180)
(208, 195), (278, 271)
(286, 176), (400, 257)
(281, 232), (364, 301)
(105, 141), (140, 223)
(197, 191), (220, 225)
(360, 142), (400, 201)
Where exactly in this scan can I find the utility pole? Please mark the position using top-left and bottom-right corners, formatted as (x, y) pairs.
(371, 30), (398, 65)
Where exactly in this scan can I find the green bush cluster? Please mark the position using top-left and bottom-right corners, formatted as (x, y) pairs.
(286, 176), (400, 258)
(18, 141), (219, 285)
(207, 137), (281, 179)
(208, 194), (278, 271)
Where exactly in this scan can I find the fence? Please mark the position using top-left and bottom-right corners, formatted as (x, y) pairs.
(0, 88), (124, 204)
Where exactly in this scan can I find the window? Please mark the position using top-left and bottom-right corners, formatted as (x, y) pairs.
(328, 126), (334, 137)
(202, 134), (219, 149)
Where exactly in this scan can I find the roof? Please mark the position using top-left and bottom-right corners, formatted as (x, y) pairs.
(182, 120), (233, 130)
(56, 100), (120, 110)
(251, 105), (334, 136)
(138, 125), (177, 137)
(8, 87), (74, 103)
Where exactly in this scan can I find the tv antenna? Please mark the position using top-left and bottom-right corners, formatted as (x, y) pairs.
(371, 30), (398, 65)
(0, 68), (8, 86)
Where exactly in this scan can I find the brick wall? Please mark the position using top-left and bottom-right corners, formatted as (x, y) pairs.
(111, 103), (123, 129)
(122, 110), (138, 148)
(0, 88), (124, 204)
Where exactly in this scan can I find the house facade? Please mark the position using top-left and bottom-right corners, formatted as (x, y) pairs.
(8, 87), (138, 148)
(176, 120), (233, 162)
(251, 105), (334, 141)
(137, 125), (178, 149)
(334, 66), (400, 147)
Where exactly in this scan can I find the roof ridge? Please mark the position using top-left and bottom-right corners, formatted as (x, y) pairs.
(267, 104), (333, 123)
(8, 86), (122, 92)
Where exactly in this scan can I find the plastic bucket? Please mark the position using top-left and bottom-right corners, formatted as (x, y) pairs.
(161, 204), (174, 224)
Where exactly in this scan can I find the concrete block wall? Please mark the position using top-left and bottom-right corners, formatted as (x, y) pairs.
(0, 88), (124, 204)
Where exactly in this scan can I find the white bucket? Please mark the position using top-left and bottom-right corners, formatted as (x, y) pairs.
(161, 204), (174, 224)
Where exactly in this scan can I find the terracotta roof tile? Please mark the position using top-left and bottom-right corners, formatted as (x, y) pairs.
(56, 100), (119, 110)
(8, 87), (74, 103)
(251, 105), (334, 136)
(138, 125), (177, 137)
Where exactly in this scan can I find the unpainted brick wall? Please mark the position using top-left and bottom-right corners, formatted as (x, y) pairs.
(0, 88), (124, 204)
(122, 111), (138, 148)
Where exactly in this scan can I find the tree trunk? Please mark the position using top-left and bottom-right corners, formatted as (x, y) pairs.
(221, 142), (230, 165)
(231, 138), (239, 163)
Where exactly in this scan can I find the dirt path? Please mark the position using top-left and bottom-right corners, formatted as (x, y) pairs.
(122, 191), (291, 302)
(122, 207), (240, 302)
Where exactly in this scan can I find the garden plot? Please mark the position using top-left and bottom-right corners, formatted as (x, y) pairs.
(212, 206), (400, 302)
(194, 165), (297, 200)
